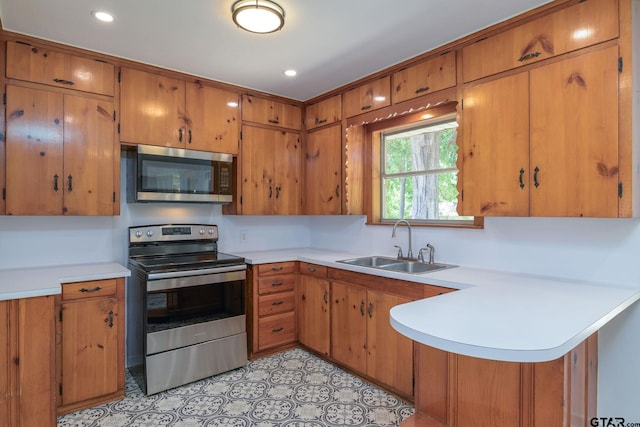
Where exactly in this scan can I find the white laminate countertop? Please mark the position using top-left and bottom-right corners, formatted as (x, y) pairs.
(233, 248), (640, 363)
(0, 262), (131, 301)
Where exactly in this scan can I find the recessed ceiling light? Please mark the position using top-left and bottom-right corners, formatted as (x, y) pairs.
(92, 11), (115, 23)
(284, 69), (297, 77)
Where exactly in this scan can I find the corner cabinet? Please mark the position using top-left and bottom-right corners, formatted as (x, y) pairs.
(239, 126), (302, 215)
(56, 278), (125, 415)
(5, 85), (116, 215)
(460, 45), (620, 217)
(0, 296), (56, 427)
(119, 67), (240, 154)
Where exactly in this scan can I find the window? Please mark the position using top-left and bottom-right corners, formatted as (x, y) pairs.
(377, 114), (473, 225)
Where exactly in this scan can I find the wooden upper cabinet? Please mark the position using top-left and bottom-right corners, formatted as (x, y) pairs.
(185, 83), (240, 154)
(392, 51), (457, 104)
(462, 0), (619, 82)
(343, 76), (391, 118)
(304, 124), (342, 215)
(242, 94), (302, 130)
(6, 41), (115, 96)
(305, 94), (342, 131)
(120, 68), (186, 148)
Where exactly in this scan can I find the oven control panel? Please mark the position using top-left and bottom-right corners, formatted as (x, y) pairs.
(129, 224), (218, 243)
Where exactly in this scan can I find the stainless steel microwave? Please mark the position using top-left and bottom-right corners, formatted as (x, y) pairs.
(128, 145), (234, 203)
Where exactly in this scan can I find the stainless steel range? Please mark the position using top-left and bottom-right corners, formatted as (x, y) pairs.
(126, 224), (247, 395)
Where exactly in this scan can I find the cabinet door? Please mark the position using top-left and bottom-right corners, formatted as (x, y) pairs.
(63, 95), (115, 215)
(60, 297), (119, 405)
(304, 124), (342, 215)
(343, 76), (391, 118)
(273, 130), (302, 215)
(366, 291), (413, 396)
(6, 41), (115, 96)
(305, 95), (342, 131)
(5, 85), (64, 215)
(240, 126), (276, 214)
(330, 281), (366, 373)
(119, 68), (186, 147)
(298, 275), (330, 356)
(242, 95), (302, 130)
(460, 73), (530, 216)
(185, 83), (240, 154)
(392, 51), (457, 103)
(462, 0), (619, 82)
(530, 46), (619, 217)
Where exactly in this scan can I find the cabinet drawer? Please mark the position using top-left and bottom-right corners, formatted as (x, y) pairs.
(258, 276), (296, 295)
(257, 262), (297, 276)
(258, 312), (296, 350)
(343, 76), (391, 118)
(6, 41), (115, 96)
(305, 95), (342, 130)
(62, 279), (117, 301)
(242, 95), (302, 130)
(462, 0), (618, 82)
(299, 262), (327, 279)
(258, 291), (295, 317)
(392, 51), (457, 104)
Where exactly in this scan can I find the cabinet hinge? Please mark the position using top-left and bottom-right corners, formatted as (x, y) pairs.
(117, 123), (121, 134)
(240, 130), (243, 141)
(113, 192), (117, 203)
(461, 99), (464, 110)
(2, 188), (5, 201)
(618, 182), (623, 199)
(59, 383), (63, 396)
(113, 111), (116, 121)
(618, 57), (623, 73)
(59, 310), (63, 322)
(461, 190), (464, 201)
(118, 69), (121, 83)
(240, 196), (243, 205)
(3, 92), (6, 106)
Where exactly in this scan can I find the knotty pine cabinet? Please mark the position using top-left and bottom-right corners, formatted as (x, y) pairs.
(343, 76), (391, 118)
(119, 67), (240, 154)
(304, 124), (342, 215)
(460, 45), (620, 217)
(6, 40), (115, 96)
(304, 94), (342, 131)
(239, 125), (302, 215)
(392, 51), (457, 104)
(0, 296), (56, 427)
(242, 94), (302, 130)
(461, 0), (619, 83)
(407, 334), (598, 427)
(5, 85), (117, 215)
(297, 262), (330, 357)
(248, 262), (297, 357)
(56, 278), (125, 415)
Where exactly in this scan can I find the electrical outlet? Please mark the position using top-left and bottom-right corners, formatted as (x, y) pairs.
(240, 230), (248, 243)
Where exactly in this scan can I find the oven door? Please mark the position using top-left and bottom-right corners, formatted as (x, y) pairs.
(145, 265), (246, 355)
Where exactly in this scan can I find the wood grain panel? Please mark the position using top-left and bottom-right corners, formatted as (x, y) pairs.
(305, 124), (342, 215)
(330, 281), (367, 373)
(305, 94), (342, 130)
(415, 344), (449, 425)
(297, 274), (330, 356)
(257, 311), (296, 350)
(258, 291), (295, 316)
(392, 51), (457, 104)
(343, 76), (391, 118)
(242, 95), (302, 130)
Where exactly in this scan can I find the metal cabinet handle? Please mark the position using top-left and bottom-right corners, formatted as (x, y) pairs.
(518, 52), (541, 62)
(80, 286), (102, 293)
(534, 166), (540, 188)
(415, 86), (430, 94)
(178, 128), (183, 142)
(53, 78), (74, 86)
(272, 327), (283, 333)
(519, 168), (525, 189)
(360, 300), (365, 316)
(268, 186), (273, 198)
(188, 129), (192, 144)
(271, 266), (284, 271)
(316, 118), (327, 125)
(271, 300), (283, 306)
(367, 302), (374, 318)
(67, 175), (73, 192)
(271, 281), (283, 287)
(361, 105), (372, 111)
(323, 290), (329, 304)
(108, 310), (114, 328)
(335, 185), (340, 198)
(53, 174), (59, 192)
(268, 119), (280, 124)
(275, 186), (281, 199)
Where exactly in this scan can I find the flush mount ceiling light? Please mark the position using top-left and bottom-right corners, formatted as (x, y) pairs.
(232, 0), (285, 34)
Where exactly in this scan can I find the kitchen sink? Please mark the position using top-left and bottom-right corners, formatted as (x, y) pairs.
(336, 256), (456, 275)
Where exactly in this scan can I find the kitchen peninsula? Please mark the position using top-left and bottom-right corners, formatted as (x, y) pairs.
(235, 248), (640, 427)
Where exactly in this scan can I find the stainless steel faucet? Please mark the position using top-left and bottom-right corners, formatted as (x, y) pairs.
(392, 219), (413, 259)
(418, 243), (435, 264)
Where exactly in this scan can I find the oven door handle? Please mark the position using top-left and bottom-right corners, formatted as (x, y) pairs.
(147, 264), (246, 282)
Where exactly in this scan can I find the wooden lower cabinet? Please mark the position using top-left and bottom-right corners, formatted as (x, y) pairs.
(56, 278), (125, 415)
(248, 262), (297, 357)
(297, 263), (330, 356)
(0, 296), (56, 427)
(407, 334), (598, 427)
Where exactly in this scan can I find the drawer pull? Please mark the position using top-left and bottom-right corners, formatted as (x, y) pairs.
(518, 51), (541, 62)
(272, 327), (284, 333)
(80, 286), (102, 293)
(361, 105), (372, 111)
(108, 310), (114, 328)
(415, 86), (430, 94)
(271, 266), (284, 271)
(316, 118), (327, 124)
(271, 301), (284, 306)
(268, 119), (280, 124)
(271, 282), (283, 287)
(53, 78), (74, 86)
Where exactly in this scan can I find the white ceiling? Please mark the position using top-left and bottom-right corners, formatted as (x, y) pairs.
(0, 0), (552, 101)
